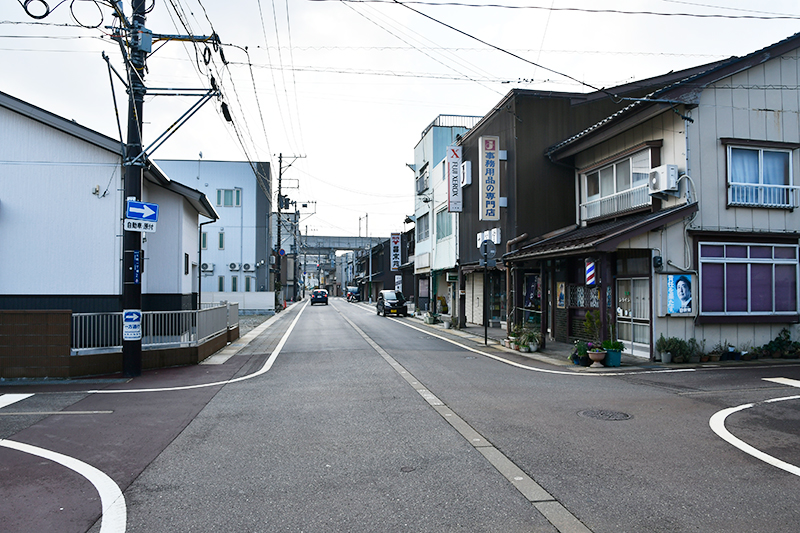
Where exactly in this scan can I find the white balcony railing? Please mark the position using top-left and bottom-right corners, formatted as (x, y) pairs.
(728, 183), (800, 209)
(581, 184), (651, 221)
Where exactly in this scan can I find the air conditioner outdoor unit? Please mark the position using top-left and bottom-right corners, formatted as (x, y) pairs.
(201, 262), (214, 272)
(229, 262), (240, 271)
(649, 164), (679, 195)
(243, 263), (254, 271)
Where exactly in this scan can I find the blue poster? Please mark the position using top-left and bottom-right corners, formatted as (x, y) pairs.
(667, 274), (692, 314)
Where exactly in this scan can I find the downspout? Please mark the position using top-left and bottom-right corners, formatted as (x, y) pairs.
(505, 233), (529, 334)
(198, 219), (215, 309)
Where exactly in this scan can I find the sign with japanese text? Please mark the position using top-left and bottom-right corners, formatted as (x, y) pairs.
(479, 136), (500, 221)
(446, 145), (462, 212)
(390, 233), (401, 271)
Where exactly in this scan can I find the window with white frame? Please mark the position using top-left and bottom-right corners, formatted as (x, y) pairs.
(436, 209), (452, 240)
(727, 144), (795, 208)
(218, 275), (225, 292)
(582, 149), (651, 220)
(201, 232), (207, 250)
(417, 213), (430, 242)
(231, 276), (238, 292)
(216, 188), (241, 207)
(218, 231), (224, 250)
(699, 242), (798, 316)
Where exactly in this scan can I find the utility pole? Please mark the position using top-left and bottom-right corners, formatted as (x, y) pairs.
(275, 153), (305, 306)
(112, 1), (219, 377)
(121, 0), (148, 378)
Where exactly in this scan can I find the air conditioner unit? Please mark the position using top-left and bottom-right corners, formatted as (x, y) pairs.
(649, 164), (679, 195)
(229, 262), (240, 271)
(201, 262), (214, 272)
(243, 263), (255, 271)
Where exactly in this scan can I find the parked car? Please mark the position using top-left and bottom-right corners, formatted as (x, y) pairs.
(376, 290), (408, 317)
(310, 289), (328, 305)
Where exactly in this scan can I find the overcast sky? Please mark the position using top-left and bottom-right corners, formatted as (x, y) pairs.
(2, 0), (799, 239)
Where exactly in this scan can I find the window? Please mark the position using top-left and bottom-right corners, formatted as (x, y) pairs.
(699, 242), (798, 316)
(231, 276), (238, 292)
(216, 188), (241, 207)
(415, 165), (429, 194)
(582, 149), (652, 219)
(727, 145), (794, 207)
(417, 213), (430, 242)
(201, 232), (207, 250)
(436, 209), (452, 240)
(218, 276), (225, 292)
(245, 276), (253, 292)
(218, 231), (224, 250)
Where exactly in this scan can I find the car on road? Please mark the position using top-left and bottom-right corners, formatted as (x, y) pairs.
(376, 290), (408, 317)
(310, 289), (328, 305)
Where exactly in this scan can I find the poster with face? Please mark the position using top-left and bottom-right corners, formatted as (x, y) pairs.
(667, 274), (693, 314)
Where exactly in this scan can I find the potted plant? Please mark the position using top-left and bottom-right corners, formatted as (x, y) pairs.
(601, 339), (624, 367)
(569, 340), (590, 366)
(584, 310), (606, 367)
(655, 333), (668, 362)
(687, 338), (704, 364)
(522, 328), (542, 352)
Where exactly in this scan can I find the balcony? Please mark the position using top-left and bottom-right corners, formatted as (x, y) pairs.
(581, 184), (651, 221)
(728, 183), (800, 209)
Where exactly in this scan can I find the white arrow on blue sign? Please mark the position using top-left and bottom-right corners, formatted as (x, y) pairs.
(126, 200), (159, 222)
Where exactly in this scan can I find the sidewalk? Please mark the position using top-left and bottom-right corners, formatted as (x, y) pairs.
(408, 314), (800, 372)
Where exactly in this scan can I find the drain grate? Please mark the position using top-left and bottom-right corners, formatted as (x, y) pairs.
(578, 409), (632, 421)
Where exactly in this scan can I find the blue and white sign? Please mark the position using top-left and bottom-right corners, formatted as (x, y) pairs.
(126, 200), (159, 221)
(125, 200), (158, 233)
(123, 309), (142, 341)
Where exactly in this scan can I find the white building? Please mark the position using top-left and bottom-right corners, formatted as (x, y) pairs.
(0, 91), (216, 313)
(413, 115), (481, 316)
(156, 159), (274, 313)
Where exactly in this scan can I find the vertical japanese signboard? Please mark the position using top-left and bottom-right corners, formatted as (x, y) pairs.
(479, 135), (500, 221)
(446, 145), (462, 212)
(390, 233), (401, 271)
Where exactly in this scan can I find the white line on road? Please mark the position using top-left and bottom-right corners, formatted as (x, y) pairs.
(89, 301), (309, 394)
(0, 393), (34, 409)
(763, 377), (800, 388)
(0, 439), (127, 533)
(709, 388), (800, 478)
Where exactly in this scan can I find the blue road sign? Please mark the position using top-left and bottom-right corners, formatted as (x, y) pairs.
(126, 200), (159, 222)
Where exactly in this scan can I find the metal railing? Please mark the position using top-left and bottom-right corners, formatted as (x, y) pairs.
(71, 303), (238, 355)
(728, 183), (800, 209)
(581, 184), (651, 221)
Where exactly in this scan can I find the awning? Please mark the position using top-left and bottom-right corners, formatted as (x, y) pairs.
(504, 202), (698, 262)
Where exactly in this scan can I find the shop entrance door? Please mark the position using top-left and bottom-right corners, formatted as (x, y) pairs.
(616, 277), (650, 358)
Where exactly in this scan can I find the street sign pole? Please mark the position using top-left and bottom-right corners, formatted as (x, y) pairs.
(480, 239), (496, 345)
(122, 0), (147, 378)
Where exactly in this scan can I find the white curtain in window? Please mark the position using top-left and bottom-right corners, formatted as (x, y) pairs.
(730, 148), (759, 184)
(763, 151), (790, 185)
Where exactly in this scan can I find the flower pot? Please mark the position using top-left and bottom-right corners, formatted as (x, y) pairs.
(662, 351), (673, 364)
(588, 350), (606, 368)
(709, 354), (721, 362)
(604, 349), (622, 367)
(519, 345), (530, 353)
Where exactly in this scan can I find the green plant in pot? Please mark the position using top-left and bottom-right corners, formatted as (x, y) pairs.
(601, 339), (624, 367)
(655, 333), (668, 362)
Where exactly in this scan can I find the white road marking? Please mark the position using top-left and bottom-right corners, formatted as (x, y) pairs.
(0, 393), (34, 409)
(709, 389), (800, 478)
(763, 377), (800, 388)
(89, 301), (309, 394)
(0, 439), (127, 533)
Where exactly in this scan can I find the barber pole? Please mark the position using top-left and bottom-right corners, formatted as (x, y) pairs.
(585, 259), (596, 286)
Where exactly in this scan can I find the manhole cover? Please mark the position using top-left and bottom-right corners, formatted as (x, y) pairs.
(578, 409), (632, 421)
(400, 466), (416, 473)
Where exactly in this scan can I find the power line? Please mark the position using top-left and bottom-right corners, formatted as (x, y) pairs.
(315, 0), (800, 20)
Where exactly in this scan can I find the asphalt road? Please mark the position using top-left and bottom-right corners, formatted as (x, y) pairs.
(1, 298), (799, 532)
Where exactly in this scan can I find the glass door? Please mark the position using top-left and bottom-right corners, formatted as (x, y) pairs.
(616, 277), (650, 357)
